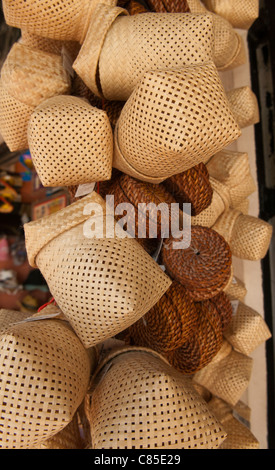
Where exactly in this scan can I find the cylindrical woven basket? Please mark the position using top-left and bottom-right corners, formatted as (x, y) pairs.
(27, 95), (113, 187)
(163, 163), (213, 216)
(223, 301), (272, 356)
(193, 340), (253, 407)
(161, 225), (232, 301)
(202, 0), (259, 30)
(113, 62), (240, 183)
(207, 150), (256, 208)
(226, 86), (260, 129)
(73, 5), (215, 101)
(212, 209), (273, 261)
(0, 306), (94, 449)
(24, 192), (172, 348)
(85, 346), (227, 449)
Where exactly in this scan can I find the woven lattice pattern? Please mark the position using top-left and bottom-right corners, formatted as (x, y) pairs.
(87, 348), (227, 449)
(27, 95), (113, 187)
(0, 308), (30, 335)
(146, 0), (190, 12)
(226, 86), (260, 129)
(202, 0), (259, 29)
(224, 276), (247, 302)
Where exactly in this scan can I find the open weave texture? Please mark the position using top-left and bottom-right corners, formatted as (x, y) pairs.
(202, 0), (259, 30)
(113, 62), (240, 183)
(161, 225), (232, 301)
(21, 29), (64, 55)
(86, 347), (227, 449)
(187, 0), (246, 70)
(31, 412), (85, 449)
(163, 163), (213, 216)
(207, 396), (259, 449)
(24, 192), (171, 348)
(223, 301), (272, 356)
(212, 208), (273, 261)
(2, 0), (117, 43)
(193, 340), (253, 407)
(27, 95), (113, 187)
(0, 307), (94, 449)
(207, 150), (256, 208)
(226, 86), (260, 129)
(224, 276), (247, 302)
(75, 6), (215, 101)
(0, 308), (30, 335)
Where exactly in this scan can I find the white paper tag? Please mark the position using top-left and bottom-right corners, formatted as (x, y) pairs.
(232, 277), (237, 285)
(75, 182), (96, 198)
(230, 300), (239, 316)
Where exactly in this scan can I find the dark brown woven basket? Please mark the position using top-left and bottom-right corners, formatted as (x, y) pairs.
(161, 225), (232, 301)
(163, 163), (213, 216)
(146, 0), (190, 12)
(208, 291), (233, 332)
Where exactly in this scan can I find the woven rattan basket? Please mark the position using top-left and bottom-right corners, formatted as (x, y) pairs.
(85, 346), (227, 449)
(24, 192), (171, 348)
(113, 62), (240, 183)
(0, 42), (71, 152)
(161, 225), (232, 301)
(31, 412), (85, 449)
(224, 275), (247, 302)
(146, 0), (190, 12)
(74, 4), (215, 101)
(27, 95), (113, 187)
(202, 0), (259, 30)
(0, 305), (95, 449)
(226, 86), (260, 129)
(212, 208), (273, 261)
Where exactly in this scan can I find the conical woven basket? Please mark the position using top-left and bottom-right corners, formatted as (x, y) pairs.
(74, 5), (215, 101)
(226, 86), (260, 129)
(0, 306), (94, 449)
(193, 340), (253, 406)
(113, 62), (240, 182)
(207, 150), (257, 208)
(223, 301), (272, 356)
(27, 95), (113, 187)
(85, 346), (227, 449)
(212, 209), (273, 261)
(24, 192), (172, 348)
(202, 0), (259, 30)
(161, 225), (232, 301)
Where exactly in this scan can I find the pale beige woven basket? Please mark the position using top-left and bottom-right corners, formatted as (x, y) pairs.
(113, 62), (240, 183)
(0, 306), (94, 449)
(74, 4), (215, 101)
(24, 192), (171, 349)
(224, 275), (247, 302)
(191, 177), (231, 227)
(226, 86), (260, 129)
(223, 301), (272, 356)
(85, 346), (227, 449)
(193, 340), (253, 407)
(0, 308), (30, 334)
(31, 412), (85, 449)
(27, 95), (113, 187)
(202, 0), (259, 30)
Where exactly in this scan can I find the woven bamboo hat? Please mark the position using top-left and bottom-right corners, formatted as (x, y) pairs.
(163, 163), (213, 216)
(85, 346), (227, 449)
(202, 0), (259, 30)
(74, 4), (215, 101)
(27, 95), (113, 187)
(24, 192), (172, 348)
(161, 225), (232, 301)
(113, 62), (241, 183)
(212, 208), (273, 261)
(0, 305), (94, 449)
(0, 42), (71, 152)
(226, 86), (260, 129)
(223, 300), (272, 356)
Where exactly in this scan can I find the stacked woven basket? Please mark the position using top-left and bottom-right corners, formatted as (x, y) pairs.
(0, 0), (272, 450)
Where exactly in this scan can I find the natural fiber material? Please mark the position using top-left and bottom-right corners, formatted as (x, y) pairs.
(0, 308), (93, 449)
(2, 0), (117, 43)
(163, 163), (213, 216)
(24, 192), (172, 348)
(113, 62), (240, 182)
(207, 150), (256, 208)
(21, 29), (64, 55)
(31, 413), (85, 449)
(191, 177), (231, 227)
(223, 301), (272, 356)
(226, 87), (260, 129)
(78, 8), (215, 101)
(86, 347), (227, 449)
(193, 340), (253, 406)
(0, 308), (31, 334)
(27, 95), (113, 187)
(212, 209), (273, 261)
(207, 396), (259, 449)
(146, 0), (190, 12)
(202, 0), (259, 30)
(161, 225), (232, 301)
(224, 276), (247, 302)
(208, 291), (233, 332)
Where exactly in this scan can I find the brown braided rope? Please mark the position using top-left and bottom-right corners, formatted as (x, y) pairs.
(208, 291), (233, 332)
(163, 163), (213, 216)
(146, 0), (190, 12)
(161, 225), (232, 301)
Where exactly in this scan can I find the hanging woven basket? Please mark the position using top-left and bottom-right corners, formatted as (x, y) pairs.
(202, 0), (259, 30)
